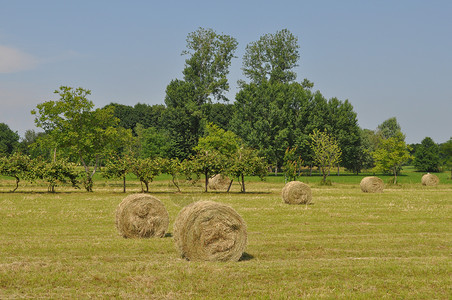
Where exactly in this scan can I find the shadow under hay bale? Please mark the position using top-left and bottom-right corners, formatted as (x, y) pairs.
(360, 176), (384, 193)
(282, 181), (312, 205)
(115, 194), (169, 238)
(421, 173), (439, 186)
(173, 200), (247, 262)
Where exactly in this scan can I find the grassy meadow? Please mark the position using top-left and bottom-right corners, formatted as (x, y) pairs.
(0, 169), (451, 299)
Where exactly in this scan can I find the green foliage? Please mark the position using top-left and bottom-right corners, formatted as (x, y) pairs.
(283, 147), (303, 181)
(160, 157), (183, 192)
(309, 130), (342, 183)
(242, 29), (300, 84)
(372, 132), (412, 184)
(413, 137), (440, 172)
(103, 156), (132, 192)
(377, 117), (402, 140)
(439, 137), (452, 179)
(31, 86), (132, 191)
(0, 152), (35, 192)
(130, 157), (162, 192)
(194, 123), (240, 156)
(182, 27), (238, 103)
(136, 126), (171, 159)
(226, 147), (268, 192)
(36, 159), (80, 192)
(0, 123), (19, 155)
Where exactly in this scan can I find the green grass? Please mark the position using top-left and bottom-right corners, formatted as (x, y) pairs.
(0, 169), (451, 299)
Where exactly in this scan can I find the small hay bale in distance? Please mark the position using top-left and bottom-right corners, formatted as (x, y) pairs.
(116, 194), (169, 238)
(360, 176), (384, 193)
(421, 173), (439, 186)
(173, 200), (247, 262)
(281, 181), (312, 205)
(208, 174), (231, 191)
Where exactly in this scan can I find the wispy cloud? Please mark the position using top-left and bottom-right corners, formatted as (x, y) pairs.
(0, 45), (38, 73)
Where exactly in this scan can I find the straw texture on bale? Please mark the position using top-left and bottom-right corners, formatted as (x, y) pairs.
(116, 194), (169, 238)
(281, 181), (312, 205)
(421, 173), (439, 186)
(360, 176), (384, 193)
(208, 174), (231, 191)
(173, 201), (247, 262)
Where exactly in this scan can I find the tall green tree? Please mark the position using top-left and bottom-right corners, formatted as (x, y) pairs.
(377, 117), (402, 140)
(231, 81), (311, 171)
(31, 86), (132, 191)
(413, 137), (440, 172)
(242, 29), (300, 84)
(439, 138), (452, 179)
(182, 27), (238, 103)
(0, 123), (19, 155)
(164, 28), (237, 159)
(372, 132), (412, 184)
(309, 130), (342, 184)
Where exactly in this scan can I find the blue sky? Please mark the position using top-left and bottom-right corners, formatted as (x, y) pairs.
(1, 0), (451, 144)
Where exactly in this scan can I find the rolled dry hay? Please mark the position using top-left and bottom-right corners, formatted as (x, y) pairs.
(421, 173), (439, 186)
(281, 181), (312, 205)
(116, 194), (169, 238)
(360, 176), (384, 193)
(208, 174), (231, 191)
(173, 201), (247, 261)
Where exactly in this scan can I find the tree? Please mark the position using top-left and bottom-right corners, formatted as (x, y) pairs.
(439, 138), (452, 179)
(372, 132), (412, 184)
(103, 156), (131, 193)
(130, 157), (162, 193)
(242, 29), (300, 84)
(0, 123), (19, 155)
(160, 157), (185, 192)
(283, 147), (303, 182)
(231, 81), (311, 171)
(182, 27), (238, 103)
(0, 152), (35, 192)
(376, 117), (402, 140)
(136, 126), (171, 159)
(226, 147), (268, 193)
(192, 123), (240, 192)
(31, 86), (132, 192)
(413, 137), (440, 172)
(36, 159), (80, 192)
(309, 130), (342, 184)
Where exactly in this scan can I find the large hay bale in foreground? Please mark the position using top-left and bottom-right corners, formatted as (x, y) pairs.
(282, 181), (312, 205)
(173, 201), (247, 261)
(116, 194), (169, 238)
(360, 176), (384, 193)
(208, 174), (231, 191)
(421, 173), (439, 186)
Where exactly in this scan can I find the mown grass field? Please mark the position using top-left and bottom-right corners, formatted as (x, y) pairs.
(0, 169), (451, 299)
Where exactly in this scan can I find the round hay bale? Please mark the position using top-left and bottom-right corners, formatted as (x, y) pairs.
(115, 194), (169, 238)
(281, 181), (312, 205)
(360, 176), (384, 193)
(421, 173), (439, 186)
(208, 174), (231, 191)
(173, 201), (247, 261)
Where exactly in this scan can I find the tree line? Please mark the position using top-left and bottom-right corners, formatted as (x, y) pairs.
(1, 28), (451, 191)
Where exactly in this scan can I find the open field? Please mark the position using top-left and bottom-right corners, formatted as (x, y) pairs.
(0, 170), (451, 299)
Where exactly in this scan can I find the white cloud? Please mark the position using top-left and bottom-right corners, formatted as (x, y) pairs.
(0, 45), (38, 73)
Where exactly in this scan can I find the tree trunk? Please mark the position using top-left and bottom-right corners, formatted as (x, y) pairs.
(204, 169), (208, 192)
(12, 176), (20, 192)
(123, 175), (126, 193)
(172, 176), (181, 192)
(241, 174), (246, 193)
(227, 179), (233, 193)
